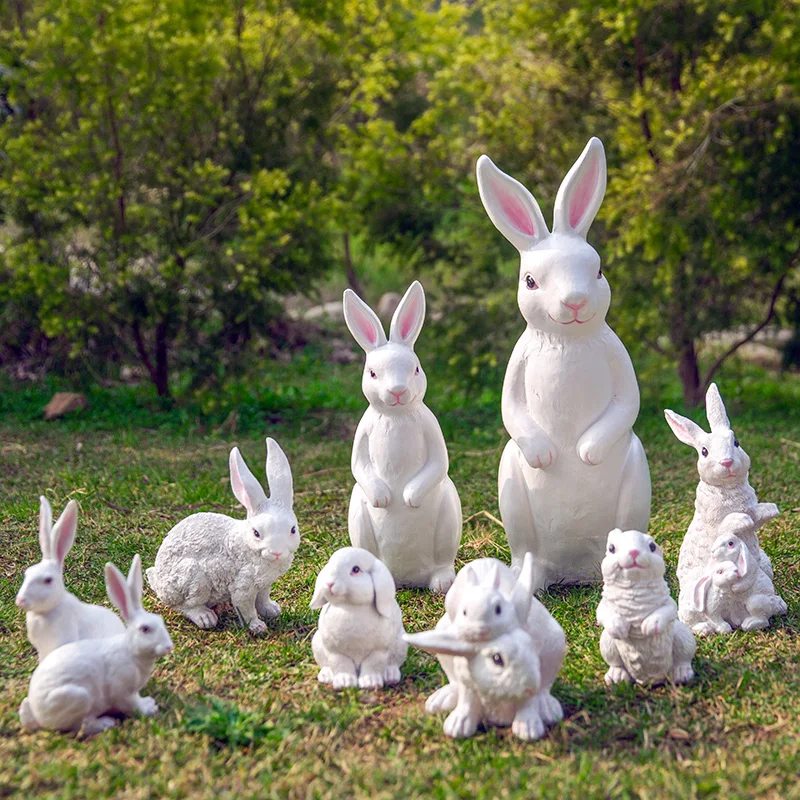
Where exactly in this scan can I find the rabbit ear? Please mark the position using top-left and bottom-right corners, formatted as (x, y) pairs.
(370, 557), (397, 619)
(664, 409), (706, 447)
(389, 281), (426, 348)
(552, 137), (607, 239)
(309, 571), (329, 610)
(736, 542), (751, 578)
(265, 438), (293, 510)
(343, 289), (387, 353)
(50, 500), (78, 566)
(705, 383), (731, 431)
(404, 630), (478, 658)
(38, 496), (53, 559)
(127, 554), (143, 611)
(512, 552), (535, 622)
(481, 563), (502, 590)
(105, 561), (133, 622)
(229, 447), (268, 518)
(476, 155), (549, 252)
(693, 575), (711, 613)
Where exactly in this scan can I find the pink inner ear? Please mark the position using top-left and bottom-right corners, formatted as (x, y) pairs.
(569, 155), (600, 229)
(108, 571), (130, 618)
(494, 180), (535, 236)
(353, 305), (378, 345)
(399, 295), (420, 340)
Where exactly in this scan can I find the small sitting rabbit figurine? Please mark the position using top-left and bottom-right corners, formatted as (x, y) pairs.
(664, 383), (786, 630)
(343, 281), (462, 592)
(406, 554), (566, 741)
(19, 555), (173, 736)
(310, 547), (407, 690)
(146, 438), (299, 635)
(597, 529), (695, 686)
(16, 496), (124, 663)
(476, 137), (651, 590)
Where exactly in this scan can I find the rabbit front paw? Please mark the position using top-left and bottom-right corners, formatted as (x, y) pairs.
(248, 618), (268, 636)
(577, 433), (612, 466)
(755, 503), (779, 523)
(605, 615), (630, 639)
(358, 673), (385, 690)
(511, 708), (546, 741)
(256, 597), (281, 619)
(364, 478), (392, 508)
(136, 696), (159, 717)
(517, 432), (555, 469)
(641, 611), (670, 637)
(403, 482), (429, 508)
(443, 707), (479, 739)
(332, 672), (358, 690)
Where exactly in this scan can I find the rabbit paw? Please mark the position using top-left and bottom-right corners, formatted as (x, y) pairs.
(641, 612), (669, 637)
(691, 621), (717, 637)
(741, 615), (769, 631)
(403, 483), (428, 508)
(256, 598), (281, 619)
(606, 616), (630, 640)
(82, 716), (118, 736)
(577, 434), (612, 466)
(755, 502), (779, 523)
(332, 672), (358, 690)
(183, 606), (218, 629)
(248, 618), (268, 636)
(425, 684), (458, 714)
(365, 479), (392, 509)
(535, 692), (564, 725)
(517, 432), (555, 470)
(511, 709), (546, 742)
(604, 666), (632, 685)
(720, 512), (755, 536)
(443, 708), (479, 739)
(136, 696), (159, 717)
(384, 666), (401, 685)
(358, 673), (385, 690)
(317, 667), (334, 684)
(429, 567), (456, 594)
(672, 663), (694, 684)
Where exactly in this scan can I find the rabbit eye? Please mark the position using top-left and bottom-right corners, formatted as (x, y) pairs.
(140, 625), (150, 633)
(608, 544), (615, 554)
(290, 526), (297, 535)
(462, 609), (467, 616)
(701, 447), (709, 457)
(491, 653), (504, 667)
(253, 529), (261, 538)
(649, 542), (656, 553)
(495, 604), (501, 615)
(525, 274), (538, 290)
(351, 566), (361, 575)
(734, 439), (739, 448)
(43, 577), (53, 585)
(415, 366), (420, 375)
(717, 569), (724, 575)
(368, 369), (377, 379)
(597, 268), (603, 279)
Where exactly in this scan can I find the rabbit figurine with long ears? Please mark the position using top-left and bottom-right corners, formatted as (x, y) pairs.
(310, 547), (407, 690)
(146, 438), (299, 635)
(664, 383), (786, 632)
(19, 555), (173, 736)
(343, 281), (462, 592)
(16, 497), (124, 663)
(476, 138), (651, 590)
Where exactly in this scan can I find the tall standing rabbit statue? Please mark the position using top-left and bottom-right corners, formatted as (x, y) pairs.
(476, 138), (651, 589)
(343, 281), (462, 592)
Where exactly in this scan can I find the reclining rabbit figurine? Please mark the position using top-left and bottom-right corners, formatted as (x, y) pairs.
(147, 438), (299, 634)
(16, 496), (124, 662)
(343, 281), (462, 592)
(476, 138), (651, 589)
(19, 555), (173, 736)
(310, 547), (407, 689)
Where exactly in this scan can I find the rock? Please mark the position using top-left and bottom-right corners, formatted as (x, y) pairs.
(43, 393), (88, 420)
(377, 292), (402, 320)
(303, 301), (344, 322)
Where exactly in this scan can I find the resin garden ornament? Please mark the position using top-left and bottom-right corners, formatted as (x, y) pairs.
(405, 554), (567, 741)
(310, 547), (407, 690)
(20, 554), (173, 736)
(147, 438), (299, 635)
(16, 496), (124, 663)
(597, 529), (696, 686)
(343, 281), (462, 593)
(476, 137), (651, 590)
(664, 383), (786, 634)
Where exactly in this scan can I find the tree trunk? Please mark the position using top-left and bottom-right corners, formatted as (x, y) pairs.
(154, 319), (170, 397)
(678, 341), (703, 408)
(343, 233), (364, 298)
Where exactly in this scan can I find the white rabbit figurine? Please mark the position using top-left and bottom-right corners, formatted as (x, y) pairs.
(19, 555), (174, 736)
(664, 382), (786, 630)
(596, 529), (696, 686)
(16, 496), (124, 663)
(476, 138), (651, 590)
(310, 547), (407, 690)
(406, 554), (567, 741)
(343, 281), (462, 592)
(146, 438), (299, 635)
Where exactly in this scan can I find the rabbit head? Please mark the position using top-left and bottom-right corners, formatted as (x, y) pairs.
(693, 561), (741, 612)
(106, 554), (173, 659)
(229, 438), (299, 565)
(664, 383), (751, 488)
(601, 529), (665, 581)
(710, 533), (751, 575)
(310, 547), (397, 618)
(476, 138), (609, 338)
(343, 282), (427, 415)
(16, 497), (77, 613)
(448, 553), (535, 642)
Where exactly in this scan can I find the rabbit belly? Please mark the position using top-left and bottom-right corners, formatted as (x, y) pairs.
(616, 628), (674, 684)
(319, 605), (394, 666)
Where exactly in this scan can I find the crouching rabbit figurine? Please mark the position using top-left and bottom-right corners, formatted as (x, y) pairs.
(16, 496), (124, 663)
(476, 137), (651, 590)
(597, 529), (695, 685)
(406, 554), (567, 741)
(310, 547), (407, 690)
(147, 438), (299, 635)
(19, 555), (173, 736)
(343, 281), (462, 592)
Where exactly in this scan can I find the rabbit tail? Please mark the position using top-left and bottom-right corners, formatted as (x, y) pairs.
(19, 697), (40, 731)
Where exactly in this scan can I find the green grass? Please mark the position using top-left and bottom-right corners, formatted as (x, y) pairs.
(1, 361), (799, 799)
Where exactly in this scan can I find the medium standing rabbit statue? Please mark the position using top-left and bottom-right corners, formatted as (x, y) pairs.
(343, 281), (462, 592)
(476, 138), (651, 589)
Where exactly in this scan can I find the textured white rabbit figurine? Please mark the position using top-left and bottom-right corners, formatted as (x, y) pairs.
(16, 496), (124, 663)
(596, 529), (695, 685)
(310, 547), (407, 690)
(406, 554), (567, 741)
(19, 555), (173, 736)
(343, 281), (462, 592)
(664, 382), (786, 630)
(476, 138), (651, 590)
(147, 438), (299, 634)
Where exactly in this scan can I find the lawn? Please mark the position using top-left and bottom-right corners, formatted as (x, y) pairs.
(1, 365), (799, 800)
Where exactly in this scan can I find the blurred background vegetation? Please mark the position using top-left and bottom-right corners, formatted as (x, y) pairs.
(1, 0), (799, 415)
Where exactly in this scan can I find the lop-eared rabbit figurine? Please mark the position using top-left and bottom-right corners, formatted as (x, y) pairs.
(147, 438), (299, 635)
(406, 554), (566, 741)
(476, 138), (651, 590)
(664, 383), (786, 631)
(20, 555), (173, 736)
(597, 529), (695, 686)
(310, 547), (407, 690)
(343, 281), (462, 592)
(16, 497), (124, 663)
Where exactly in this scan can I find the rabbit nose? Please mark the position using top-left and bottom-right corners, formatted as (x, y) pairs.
(628, 549), (640, 558)
(720, 459), (733, 468)
(562, 297), (588, 312)
(326, 581), (334, 589)
(389, 386), (407, 398)
(15, 596), (27, 609)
